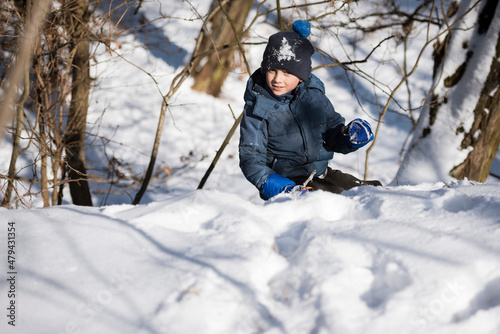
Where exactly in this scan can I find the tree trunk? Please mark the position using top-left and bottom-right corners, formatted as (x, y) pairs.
(191, 0), (252, 97)
(396, 0), (500, 184)
(64, 0), (92, 206)
(450, 8), (500, 181)
(1, 0), (33, 207)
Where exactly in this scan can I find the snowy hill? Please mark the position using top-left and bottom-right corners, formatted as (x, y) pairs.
(1, 182), (500, 333)
(1, 0), (500, 333)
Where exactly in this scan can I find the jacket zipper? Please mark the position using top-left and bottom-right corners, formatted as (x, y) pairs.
(289, 101), (310, 163)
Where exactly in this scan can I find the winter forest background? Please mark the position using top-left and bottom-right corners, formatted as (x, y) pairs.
(1, 1), (500, 334)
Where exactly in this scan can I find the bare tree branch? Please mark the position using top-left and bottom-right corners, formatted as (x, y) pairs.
(0, 0), (52, 143)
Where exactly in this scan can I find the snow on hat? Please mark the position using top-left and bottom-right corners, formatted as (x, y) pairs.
(261, 20), (315, 81)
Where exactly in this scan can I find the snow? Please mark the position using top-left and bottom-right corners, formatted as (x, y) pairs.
(1, 1), (500, 333)
(275, 37), (297, 62)
(1, 182), (500, 333)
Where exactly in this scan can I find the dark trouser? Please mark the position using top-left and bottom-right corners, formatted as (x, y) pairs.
(290, 167), (382, 194)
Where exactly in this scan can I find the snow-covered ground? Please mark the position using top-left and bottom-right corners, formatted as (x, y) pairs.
(1, 1), (500, 333)
(1, 182), (500, 333)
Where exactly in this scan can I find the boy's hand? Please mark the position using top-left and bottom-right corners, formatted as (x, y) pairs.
(343, 118), (374, 148)
(262, 174), (296, 199)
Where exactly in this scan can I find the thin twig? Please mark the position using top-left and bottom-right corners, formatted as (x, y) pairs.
(198, 106), (243, 190)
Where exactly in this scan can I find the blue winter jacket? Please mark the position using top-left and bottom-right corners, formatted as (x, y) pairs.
(239, 70), (356, 192)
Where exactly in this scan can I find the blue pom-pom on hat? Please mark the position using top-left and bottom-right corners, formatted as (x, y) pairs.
(292, 20), (311, 38)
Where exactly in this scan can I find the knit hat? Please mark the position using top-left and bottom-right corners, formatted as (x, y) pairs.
(261, 20), (315, 81)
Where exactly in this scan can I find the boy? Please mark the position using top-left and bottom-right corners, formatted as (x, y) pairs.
(239, 20), (381, 200)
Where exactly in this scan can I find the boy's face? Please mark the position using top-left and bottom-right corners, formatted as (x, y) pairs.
(265, 69), (302, 96)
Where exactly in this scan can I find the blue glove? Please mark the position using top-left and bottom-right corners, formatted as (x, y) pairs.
(344, 118), (374, 148)
(261, 174), (296, 199)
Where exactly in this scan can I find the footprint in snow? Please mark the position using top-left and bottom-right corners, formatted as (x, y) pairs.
(453, 276), (500, 322)
(360, 256), (412, 309)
